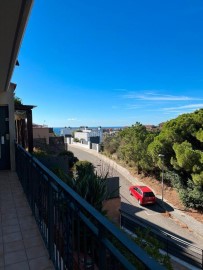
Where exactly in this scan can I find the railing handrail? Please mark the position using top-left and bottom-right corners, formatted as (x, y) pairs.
(16, 143), (165, 269)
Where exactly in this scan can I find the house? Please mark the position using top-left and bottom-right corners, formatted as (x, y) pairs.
(0, 1), (164, 269)
(33, 124), (55, 144)
(74, 126), (103, 144)
(60, 126), (78, 137)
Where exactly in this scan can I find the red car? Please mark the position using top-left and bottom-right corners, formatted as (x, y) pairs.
(129, 185), (156, 205)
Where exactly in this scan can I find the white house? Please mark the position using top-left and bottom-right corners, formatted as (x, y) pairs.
(74, 127), (103, 144)
(60, 127), (77, 137)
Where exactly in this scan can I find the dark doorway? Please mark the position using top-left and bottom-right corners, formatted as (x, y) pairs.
(0, 106), (10, 170)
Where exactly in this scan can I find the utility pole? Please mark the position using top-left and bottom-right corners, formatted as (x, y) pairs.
(158, 154), (165, 203)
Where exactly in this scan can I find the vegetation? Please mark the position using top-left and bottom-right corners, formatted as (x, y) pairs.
(73, 160), (95, 178)
(53, 160), (109, 212)
(102, 109), (203, 210)
(14, 95), (23, 106)
(58, 150), (75, 158)
(111, 227), (172, 270)
(58, 150), (78, 169)
(32, 148), (48, 157)
(52, 155), (172, 268)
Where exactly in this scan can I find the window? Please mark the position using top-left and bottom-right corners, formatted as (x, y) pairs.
(143, 192), (154, 197)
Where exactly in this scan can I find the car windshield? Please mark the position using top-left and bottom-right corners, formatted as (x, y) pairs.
(143, 192), (154, 197)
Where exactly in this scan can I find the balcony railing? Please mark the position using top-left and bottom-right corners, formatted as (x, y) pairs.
(15, 144), (165, 270)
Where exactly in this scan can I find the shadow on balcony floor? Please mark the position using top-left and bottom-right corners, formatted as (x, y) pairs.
(0, 171), (54, 270)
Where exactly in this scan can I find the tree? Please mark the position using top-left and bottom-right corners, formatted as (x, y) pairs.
(118, 123), (149, 173)
(102, 110), (203, 210)
(171, 141), (203, 186)
(195, 128), (203, 143)
(14, 95), (23, 105)
(103, 134), (121, 155)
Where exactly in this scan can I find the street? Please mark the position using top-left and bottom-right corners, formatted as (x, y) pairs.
(68, 144), (203, 249)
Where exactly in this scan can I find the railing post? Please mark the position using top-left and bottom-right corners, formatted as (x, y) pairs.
(30, 159), (35, 214)
(98, 224), (106, 269)
(202, 249), (203, 270)
(48, 181), (54, 262)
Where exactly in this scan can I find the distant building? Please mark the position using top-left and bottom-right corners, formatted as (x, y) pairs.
(74, 127), (103, 144)
(33, 124), (54, 144)
(144, 125), (157, 131)
(60, 127), (77, 137)
(144, 124), (162, 132)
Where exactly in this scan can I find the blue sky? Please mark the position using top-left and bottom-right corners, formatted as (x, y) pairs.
(13, 0), (203, 127)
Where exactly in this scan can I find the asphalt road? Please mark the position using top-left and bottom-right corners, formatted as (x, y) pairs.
(68, 144), (203, 249)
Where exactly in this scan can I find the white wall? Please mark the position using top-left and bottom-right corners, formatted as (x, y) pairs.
(75, 132), (89, 141)
(75, 128), (103, 142)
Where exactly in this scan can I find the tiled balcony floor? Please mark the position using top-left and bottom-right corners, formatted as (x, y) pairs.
(0, 171), (54, 270)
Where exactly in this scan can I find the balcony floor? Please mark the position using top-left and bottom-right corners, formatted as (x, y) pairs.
(0, 171), (54, 270)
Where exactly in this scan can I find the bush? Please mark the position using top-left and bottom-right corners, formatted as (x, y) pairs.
(58, 150), (78, 169)
(32, 148), (47, 157)
(165, 171), (184, 189)
(58, 150), (74, 158)
(73, 160), (95, 179)
(165, 171), (203, 210)
(179, 180), (203, 210)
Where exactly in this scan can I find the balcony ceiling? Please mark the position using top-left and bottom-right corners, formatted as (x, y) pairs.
(0, 0), (33, 93)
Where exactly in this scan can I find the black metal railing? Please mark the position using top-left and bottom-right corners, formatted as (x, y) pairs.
(120, 210), (203, 269)
(15, 144), (165, 270)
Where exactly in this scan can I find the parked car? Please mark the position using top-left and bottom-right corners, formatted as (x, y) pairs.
(129, 185), (156, 205)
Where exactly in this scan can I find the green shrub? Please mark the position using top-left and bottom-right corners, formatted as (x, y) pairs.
(58, 150), (74, 158)
(165, 171), (184, 189)
(73, 160), (95, 179)
(32, 149), (47, 157)
(111, 227), (172, 269)
(51, 167), (74, 186)
(179, 180), (203, 210)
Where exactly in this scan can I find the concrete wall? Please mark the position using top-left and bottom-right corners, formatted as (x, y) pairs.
(106, 177), (120, 198)
(102, 177), (120, 225)
(33, 127), (50, 144)
(102, 197), (121, 225)
(91, 143), (100, 151)
(70, 140), (90, 149)
(0, 84), (16, 170)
